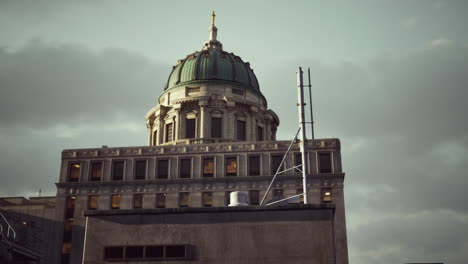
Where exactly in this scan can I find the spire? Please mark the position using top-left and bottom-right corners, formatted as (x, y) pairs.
(203, 11), (222, 51)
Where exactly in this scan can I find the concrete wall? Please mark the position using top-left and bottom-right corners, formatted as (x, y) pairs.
(83, 205), (336, 264)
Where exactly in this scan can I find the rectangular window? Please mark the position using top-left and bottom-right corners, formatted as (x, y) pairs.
(104, 246), (124, 259)
(126, 246), (144, 259)
(88, 195), (98, 210)
(157, 160), (169, 179)
(211, 117), (222, 138)
(156, 193), (166, 208)
(225, 157), (237, 177)
(135, 160), (146, 180)
(68, 163), (80, 182)
(202, 158), (214, 177)
(295, 153), (302, 173)
(202, 192), (213, 207)
(257, 126), (264, 141)
(133, 194), (143, 209)
(166, 245), (187, 258)
(273, 189), (283, 201)
(180, 159), (191, 178)
(249, 190), (260, 205)
(146, 245), (164, 258)
(186, 118), (196, 138)
(153, 130), (157, 145)
(90, 162), (102, 181)
(165, 123), (173, 142)
(112, 161), (124, 181)
(111, 194), (121, 209)
(236, 120), (246, 140)
(271, 154), (284, 175)
(179, 192), (189, 207)
(322, 189), (332, 202)
(248, 155), (260, 176)
(65, 196), (76, 218)
(319, 153), (332, 173)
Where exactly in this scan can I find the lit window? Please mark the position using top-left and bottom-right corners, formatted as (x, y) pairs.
(202, 158), (214, 177)
(257, 126), (264, 141)
(249, 190), (260, 205)
(202, 192), (212, 207)
(157, 160), (169, 179)
(319, 153), (332, 173)
(186, 118), (195, 138)
(236, 120), (246, 140)
(133, 194), (143, 209)
(68, 163), (80, 182)
(211, 117), (222, 138)
(111, 194), (121, 209)
(180, 159), (191, 178)
(88, 195), (98, 210)
(322, 189), (332, 202)
(156, 193), (166, 208)
(135, 160), (146, 180)
(90, 162), (102, 181)
(271, 154), (284, 175)
(248, 155), (260, 176)
(179, 192), (189, 207)
(225, 157), (237, 177)
(112, 161), (124, 181)
(165, 123), (173, 142)
(62, 243), (72, 254)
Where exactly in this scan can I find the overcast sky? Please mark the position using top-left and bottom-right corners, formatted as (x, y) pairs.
(1, 1), (467, 263)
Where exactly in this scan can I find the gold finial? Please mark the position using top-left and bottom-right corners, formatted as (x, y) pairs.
(211, 11), (216, 26)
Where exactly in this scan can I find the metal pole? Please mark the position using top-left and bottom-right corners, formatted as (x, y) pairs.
(307, 68), (315, 140)
(297, 67), (308, 204)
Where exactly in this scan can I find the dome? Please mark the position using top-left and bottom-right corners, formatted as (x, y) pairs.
(165, 49), (260, 92)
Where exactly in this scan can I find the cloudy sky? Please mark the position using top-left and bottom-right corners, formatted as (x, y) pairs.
(1, 0), (467, 263)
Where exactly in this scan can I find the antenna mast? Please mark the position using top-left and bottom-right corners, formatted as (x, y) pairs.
(297, 67), (308, 204)
(307, 68), (315, 139)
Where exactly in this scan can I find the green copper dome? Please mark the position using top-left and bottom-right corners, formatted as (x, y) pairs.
(165, 49), (260, 92)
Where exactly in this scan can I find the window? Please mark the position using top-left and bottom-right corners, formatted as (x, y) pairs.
(166, 245), (186, 258)
(146, 246), (163, 258)
(133, 194), (143, 209)
(104, 247), (124, 259)
(248, 155), (260, 176)
(88, 195), (98, 210)
(257, 126), (264, 141)
(157, 160), (169, 179)
(202, 192), (212, 207)
(249, 190), (260, 205)
(126, 246), (144, 259)
(111, 194), (121, 209)
(135, 160), (146, 180)
(165, 123), (173, 142)
(225, 157), (237, 177)
(271, 154), (284, 175)
(152, 130), (157, 145)
(322, 189), (332, 202)
(202, 158), (214, 177)
(211, 117), (222, 138)
(156, 193), (166, 208)
(90, 162), (102, 181)
(319, 153), (332, 173)
(179, 192), (189, 207)
(68, 163), (80, 182)
(63, 219), (73, 243)
(180, 159), (191, 178)
(236, 120), (246, 140)
(185, 118), (196, 138)
(295, 153), (302, 173)
(65, 196), (76, 218)
(112, 161), (124, 181)
(273, 189), (283, 201)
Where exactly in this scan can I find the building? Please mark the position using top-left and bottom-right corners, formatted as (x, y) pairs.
(1, 13), (348, 264)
